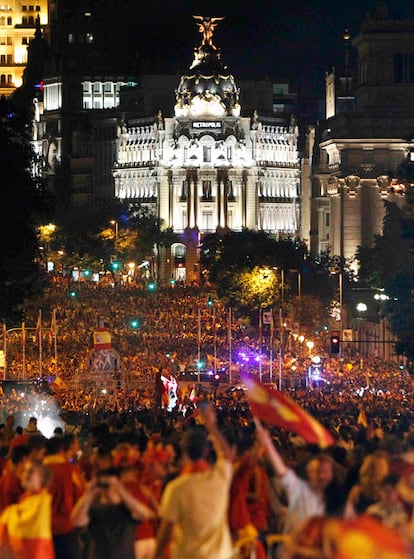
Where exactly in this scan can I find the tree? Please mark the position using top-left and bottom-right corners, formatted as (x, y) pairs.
(0, 97), (51, 324)
(125, 202), (179, 282)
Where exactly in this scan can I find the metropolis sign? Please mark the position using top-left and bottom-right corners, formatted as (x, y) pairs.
(192, 121), (222, 129)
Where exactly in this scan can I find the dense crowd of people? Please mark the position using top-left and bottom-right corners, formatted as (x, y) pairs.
(0, 283), (413, 558)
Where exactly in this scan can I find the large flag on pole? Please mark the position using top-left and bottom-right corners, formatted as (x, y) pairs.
(243, 375), (335, 448)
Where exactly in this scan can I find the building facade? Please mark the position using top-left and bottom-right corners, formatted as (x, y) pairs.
(308, 5), (413, 267)
(113, 18), (300, 283)
(0, 0), (48, 97)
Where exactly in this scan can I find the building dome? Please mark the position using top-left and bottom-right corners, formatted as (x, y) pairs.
(175, 17), (240, 119)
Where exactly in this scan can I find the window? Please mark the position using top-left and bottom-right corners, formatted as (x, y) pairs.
(325, 213), (330, 227)
(29, 5), (34, 11)
(7, 73), (11, 83)
(28, 15), (34, 24)
(7, 16), (11, 24)
(0, 55), (5, 64)
(36, 5), (40, 11)
(0, 74), (5, 83)
(22, 5), (27, 11)
(93, 82), (101, 93)
(6, 54), (11, 63)
(6, 36), (11, 44)
(103, 82), (112, 93)
(227, 146), (232, 160)
(0, 16), (5, 24)
(393, 52), (414, 84)
(203, 145), (211, 162)
(22, 36), (28, 44)
(202, 211), (213, 231)
(68, 33), (74, 43)
(202, 180), (212, 199)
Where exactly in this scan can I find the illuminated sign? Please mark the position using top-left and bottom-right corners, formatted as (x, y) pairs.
(192, 121), (222, 129)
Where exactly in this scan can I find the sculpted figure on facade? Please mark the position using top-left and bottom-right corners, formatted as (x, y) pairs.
(192, 16), (225, 49)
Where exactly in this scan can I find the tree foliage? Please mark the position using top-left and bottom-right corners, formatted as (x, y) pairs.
(0, 97), (50, 325)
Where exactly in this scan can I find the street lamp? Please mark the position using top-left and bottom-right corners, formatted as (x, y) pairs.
(306, 340), (314, 356)
(110, 220), (118, 241)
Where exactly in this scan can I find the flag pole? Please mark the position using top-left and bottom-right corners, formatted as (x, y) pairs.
(2, 322), (6, 380)
(22, 321), (26, 380)
(52, 308), (58, 377)
(213, 304), (217, 376)
(197, 307), (201, 383)
(259, 309), (263, 383)
(278, 308), (283, 390)
(269, 311), (273, 384)
(38, 309), (43, 378)
(228, 307), (232, 386)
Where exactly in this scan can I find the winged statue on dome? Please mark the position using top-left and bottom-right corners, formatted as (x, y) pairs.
(192, 15), (225, 49)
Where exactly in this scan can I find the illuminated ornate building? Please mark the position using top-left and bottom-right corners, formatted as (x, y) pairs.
(113, 16), (300, 282)
(0, 0), (48, 97)
(308, 5), (412, 266)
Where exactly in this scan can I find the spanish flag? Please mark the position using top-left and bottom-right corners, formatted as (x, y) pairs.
(93, 327), (112, 350)
(0, 489), (55, 559)
(243, 376), (334, 448)
(323, 515), (409, 559)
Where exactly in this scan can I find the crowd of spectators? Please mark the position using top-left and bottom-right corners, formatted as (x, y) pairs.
(0, 283), (413, 557)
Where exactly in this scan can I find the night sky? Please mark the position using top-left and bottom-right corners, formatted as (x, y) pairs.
(110, 0), (414, 117)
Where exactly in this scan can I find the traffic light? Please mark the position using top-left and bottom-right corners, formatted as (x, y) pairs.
(69, 289), (77, 299)
(111, 260), (120, 271)
(330, 331), (340, 354)
(213, 373), (220, 386)
(207, 296), (214, 307)
(196, 360), (204, 369)
(148, 281), (156, 291)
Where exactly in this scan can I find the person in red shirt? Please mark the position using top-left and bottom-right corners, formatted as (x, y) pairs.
(43, 433), (85, 559)
(0, 445), (29, 512)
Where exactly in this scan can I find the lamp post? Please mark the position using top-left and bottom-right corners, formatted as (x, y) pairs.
(110, 220), (118, 241)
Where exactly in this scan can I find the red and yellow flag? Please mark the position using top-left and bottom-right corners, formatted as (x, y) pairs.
(93, 327), (112, 350)
(323, 515), (409, 559)
(243, 376), (335, 448)
(0, 489), (55, 559)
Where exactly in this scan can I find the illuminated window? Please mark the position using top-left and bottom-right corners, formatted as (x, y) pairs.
(203, 146), (211, 162)
(68, 33), (74, 43)
(103, 82), (112, 93)
(93, 82), (101, 93)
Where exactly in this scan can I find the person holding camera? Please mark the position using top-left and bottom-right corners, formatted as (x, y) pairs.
(70, 467), (155, 559)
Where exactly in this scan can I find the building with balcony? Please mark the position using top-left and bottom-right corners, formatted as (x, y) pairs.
(308, 4), (413, 267)
(0, 0), (48, 97)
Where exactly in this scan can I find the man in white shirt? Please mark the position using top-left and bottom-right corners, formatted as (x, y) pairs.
(152, 404), (234, 559)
